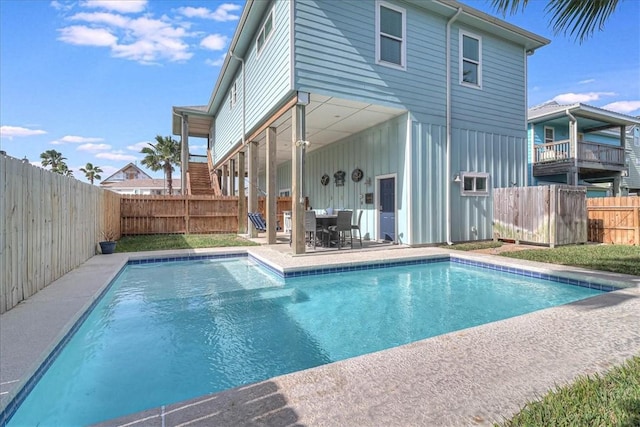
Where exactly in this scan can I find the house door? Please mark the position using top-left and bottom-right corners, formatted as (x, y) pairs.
(378, 176), (395, 241)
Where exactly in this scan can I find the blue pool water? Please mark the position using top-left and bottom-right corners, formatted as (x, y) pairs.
(7, 257), (606, 426)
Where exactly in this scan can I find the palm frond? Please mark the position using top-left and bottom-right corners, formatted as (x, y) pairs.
(546, 0), (620, 43)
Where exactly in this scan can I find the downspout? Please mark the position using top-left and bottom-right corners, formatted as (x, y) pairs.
(445, 7), (462, 245)
(566, 109), (578, 185)
(229, 50), (246, 147)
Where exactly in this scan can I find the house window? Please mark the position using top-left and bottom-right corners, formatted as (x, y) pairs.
(460, 172), (490, 196)
(257, 9), (274, 54)
(460, 31), (482, 87)
(279, 189), (290, 197)
(544, 127), (555, 144)
(376, 1), (406, 69)
(229, 81), (237, 109)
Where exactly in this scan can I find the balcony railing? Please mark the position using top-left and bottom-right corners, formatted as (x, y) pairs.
(534, 140), (624, 167)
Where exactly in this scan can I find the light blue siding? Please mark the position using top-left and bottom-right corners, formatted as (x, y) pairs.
(450, 26), (526, 135)
(213, 0), (292, 164)
(294, 0), (447, 117)
(276, 115), (409, 242)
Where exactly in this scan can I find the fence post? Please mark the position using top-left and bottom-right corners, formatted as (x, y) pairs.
(185, 195), (190, 234)
(635, 206), (639, 246)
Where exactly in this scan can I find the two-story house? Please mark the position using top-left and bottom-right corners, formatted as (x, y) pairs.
(172, 0), (549, 253)
(527, 101), (640, 196)
(100, 162), (181, 195)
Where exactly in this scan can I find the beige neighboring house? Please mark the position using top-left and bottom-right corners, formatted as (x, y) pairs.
(100, 163), (181, 195)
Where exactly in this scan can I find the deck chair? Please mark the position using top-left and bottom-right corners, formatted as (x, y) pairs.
(249, 212), (282, 233)
(328, 210), (353, 249)
(351, 209), (363, 248)
(248, 212), (267, 232)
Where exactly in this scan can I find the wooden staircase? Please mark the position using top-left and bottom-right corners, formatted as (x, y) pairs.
(188, 162), (221, 196)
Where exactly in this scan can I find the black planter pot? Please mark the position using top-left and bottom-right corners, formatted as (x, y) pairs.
(99, 241), (117, 254)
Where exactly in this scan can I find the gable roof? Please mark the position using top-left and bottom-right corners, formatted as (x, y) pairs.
(528, 101), (640, 127)
(101, 178), (181, 190)
(101, 162), (153, 183)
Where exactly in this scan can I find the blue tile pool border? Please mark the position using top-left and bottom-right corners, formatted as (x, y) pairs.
(1, 251), (621, 426)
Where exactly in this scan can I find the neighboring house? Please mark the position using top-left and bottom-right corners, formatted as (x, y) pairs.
(172, 0), (549, 253)
(623, 124), (640, 194)
(527, 102), (640, 195)
(100, 163), (181, 195)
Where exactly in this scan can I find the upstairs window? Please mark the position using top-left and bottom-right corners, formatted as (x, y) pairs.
(544, 126), (555, 144)
(460, 31), (482, 87)
(257, 10), (274, 54)
(460, 172), (490, 196)
(229, 81), (237, 109)
(376, 1), (406, 69)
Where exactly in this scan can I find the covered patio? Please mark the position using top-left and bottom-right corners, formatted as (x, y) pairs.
(175, 91), (405, 255)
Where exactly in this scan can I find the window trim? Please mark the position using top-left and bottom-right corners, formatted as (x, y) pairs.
(229, 80), (237, 109)
(460, 172), (490, 197)
(459, 30), (482, 89)
(279, 188), (291, 197)
(375, 0), (407, 70)
(256, 8), (275, 56)
(544, 126), (555, 144)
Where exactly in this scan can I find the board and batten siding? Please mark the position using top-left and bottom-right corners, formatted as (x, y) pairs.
(213, 0), (292, 164)
(275, 114), (409, 243)
(624, 127), (640, 190)
(294, 0), (447, 120)
(449, 128), (527, 242)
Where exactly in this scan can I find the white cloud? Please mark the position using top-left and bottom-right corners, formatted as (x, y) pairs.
(205, 54), (226, 67)
(81, 0), (147, 14)
(51, 135), (104, 145)
(602, 101), (640, 115)
(578, 79), (595, 85)
(77, 143), (111, 152)
(58, 25), (117, 46)
(552, 92), (616, 104)
(0, 126), (47, 139)
(200, 34), (228, 51)
(127, 141), (152, 152)
(190, 144), (207, 153)
(71, 11), (130, 27)
(96, 152), (138, 161)
(50, 1), (73, 12)
(177, 4), (241, 22)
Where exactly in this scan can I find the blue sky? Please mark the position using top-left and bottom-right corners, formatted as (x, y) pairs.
(1, 0), (639, 182)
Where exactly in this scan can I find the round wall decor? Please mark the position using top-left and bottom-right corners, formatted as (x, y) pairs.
(321, 174), (330, 186)
(351, 168), (364, 182)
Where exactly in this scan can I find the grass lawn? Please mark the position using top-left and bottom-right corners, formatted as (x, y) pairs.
(115, 234), (258, 253)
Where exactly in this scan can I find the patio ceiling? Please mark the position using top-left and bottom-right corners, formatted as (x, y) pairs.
(250, 94), (406, 173)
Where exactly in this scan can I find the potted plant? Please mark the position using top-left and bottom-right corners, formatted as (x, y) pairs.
(99, 230), (118, 254)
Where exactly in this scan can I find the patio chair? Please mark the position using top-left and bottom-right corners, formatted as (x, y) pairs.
(328, 210), (353, 249)
(304, 210), (325, 247)
(351, 209), (363, 248)
(249, 212), (282, 233)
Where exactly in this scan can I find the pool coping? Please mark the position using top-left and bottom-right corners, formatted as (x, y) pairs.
(1, 246), (639, 426)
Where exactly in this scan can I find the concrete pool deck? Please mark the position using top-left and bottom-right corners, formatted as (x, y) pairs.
(1, 245), (639, 426)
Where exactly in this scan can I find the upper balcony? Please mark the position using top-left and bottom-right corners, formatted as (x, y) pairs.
(533, 139), (625, 177)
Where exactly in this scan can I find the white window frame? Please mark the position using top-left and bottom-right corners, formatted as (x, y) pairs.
(544, 126), (555, 144)
(279, 188), (291, 197)
(459, 30), (482, 88)
(256, 9), (274, 56)
(375, 0), (406, 70)
(229, 80), (237, 109)
(460, 172), (490, 197)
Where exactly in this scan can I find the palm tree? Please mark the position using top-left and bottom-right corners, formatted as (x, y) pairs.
(140, 135), (181, 195)
(80, 162), (103, 184)
(491, 0), (621, 43)
(56, 163), (74, 177)
(40, 149), (67, 172)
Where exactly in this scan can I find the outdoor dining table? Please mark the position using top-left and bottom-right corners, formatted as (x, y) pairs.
(315, 214), (338, 247)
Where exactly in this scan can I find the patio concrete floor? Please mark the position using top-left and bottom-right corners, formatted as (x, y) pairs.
(1, 243), (639, 426)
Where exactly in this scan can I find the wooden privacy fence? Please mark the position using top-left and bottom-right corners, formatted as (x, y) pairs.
(120, 195), (296, 235)
(493, 185), (587, 247)
(0, 155), (121, 314)
(587, 196), (640, 245)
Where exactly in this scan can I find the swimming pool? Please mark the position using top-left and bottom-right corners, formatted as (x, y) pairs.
(5, 255), (610, 426)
